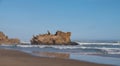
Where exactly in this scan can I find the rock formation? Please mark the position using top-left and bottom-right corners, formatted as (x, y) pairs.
(0, 31), (20, 44)
(31, 31), (74, 45)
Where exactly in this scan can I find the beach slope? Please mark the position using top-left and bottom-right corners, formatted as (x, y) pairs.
(0, 49), (110, 66)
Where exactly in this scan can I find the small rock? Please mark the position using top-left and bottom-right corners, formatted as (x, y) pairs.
(0, 31), (20, 44)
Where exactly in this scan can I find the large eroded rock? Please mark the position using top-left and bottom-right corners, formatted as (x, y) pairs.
(31, 31), (73, 45)
(0, 31), (20, 44)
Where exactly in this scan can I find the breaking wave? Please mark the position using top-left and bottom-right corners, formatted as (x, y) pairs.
(76, 42), (120, 45)
(1, 42), (120, 55)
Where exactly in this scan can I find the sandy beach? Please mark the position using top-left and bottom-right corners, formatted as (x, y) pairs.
(0, 49), (111, 66)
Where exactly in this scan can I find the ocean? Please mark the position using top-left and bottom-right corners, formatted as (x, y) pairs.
(0, 42), (120, 66)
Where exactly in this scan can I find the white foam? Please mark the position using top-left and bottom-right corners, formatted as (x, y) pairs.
(17, 45), (38, 47)
(7, 44), (120, 55)
(17, 45), (48, 48)
(107, 52), (120, 54)
(76, 42), (120, 45)
(99, 48), (120, 54)
(16, 45), (120, 50)
(0, 44), (13, 46)
(78, 52), (104, 55)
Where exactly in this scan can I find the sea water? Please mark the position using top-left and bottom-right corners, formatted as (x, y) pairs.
(0, 42), (120, 66)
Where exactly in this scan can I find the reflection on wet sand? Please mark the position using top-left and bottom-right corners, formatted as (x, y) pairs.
(32, 51), (70, 59)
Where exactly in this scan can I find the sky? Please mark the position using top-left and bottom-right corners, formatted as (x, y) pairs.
(0, 0), (120, 42)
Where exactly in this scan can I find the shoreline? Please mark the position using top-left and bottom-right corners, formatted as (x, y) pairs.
(0, 49), (111, 66)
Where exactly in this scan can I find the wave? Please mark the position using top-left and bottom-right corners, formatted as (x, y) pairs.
(16, 45), (81, 49)
(1, 42), (120, 55)
(0, 44), (14, 46)
(76, 42), (120, 45)
(16, 44), (120, 54)
(1, 44), (119, 49)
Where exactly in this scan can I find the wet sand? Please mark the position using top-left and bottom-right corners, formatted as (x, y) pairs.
(32, 51), (70, 59)
(0, 49), (111, 66)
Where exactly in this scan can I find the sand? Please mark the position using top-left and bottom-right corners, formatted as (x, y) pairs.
(0, 49), (111, 66)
